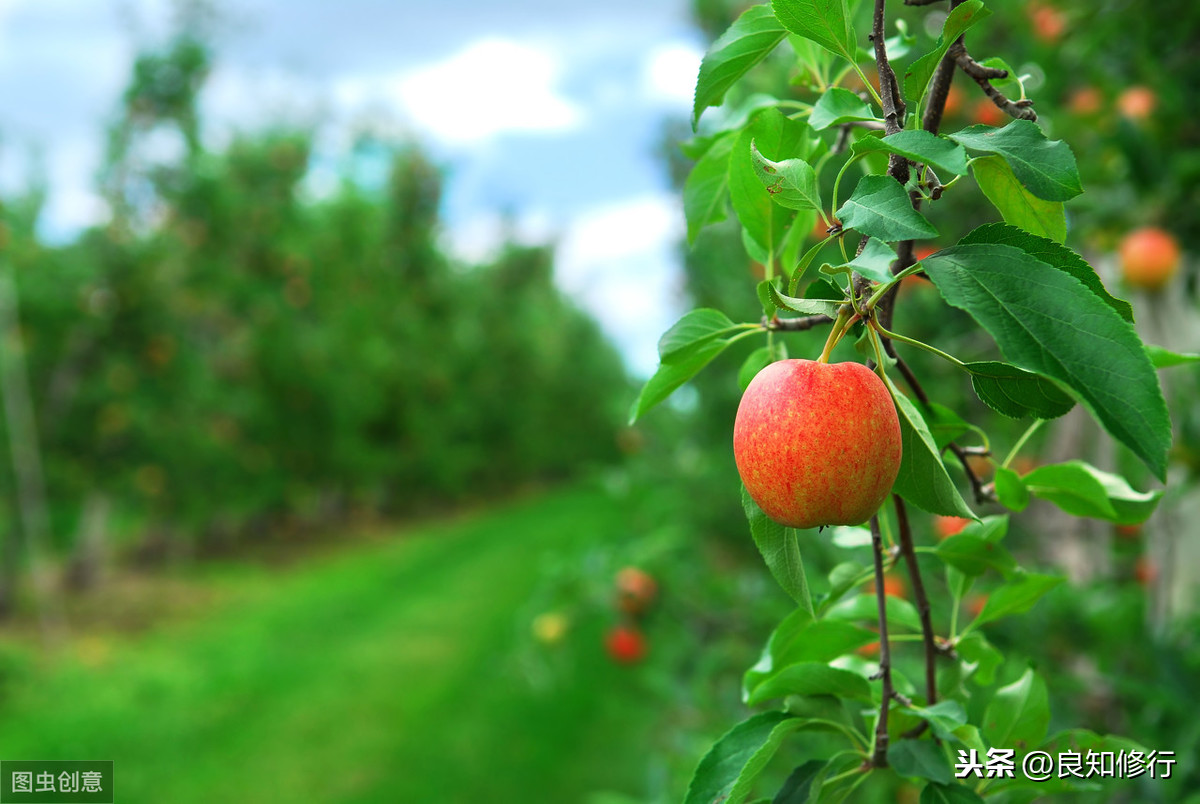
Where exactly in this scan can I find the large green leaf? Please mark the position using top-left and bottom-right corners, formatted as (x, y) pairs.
(889, 739), (953, 784)
(731, 109), (814, 253)
(971, 156), (1066, 243)
(683, 711), (805, 804)
(955, 632), (1003, 685)
(920, 783), (986, 804)
(825, 592), (922, 632)
(693, 5), (789, 128)
(1022, 460), (1163, 525)
(767, 284), (842, 317)
(747, 661), (872, 705)
(983, 667), (1050, 750)
(745, 614), (877, 696)
(905, 701), (968, 741)
(684, 132), (735, 245)
(922, 244), (1170, 481)
(960, 223), (1134, 323)
(772, 760), (826, 804)
(950, 121), (1082, 201)
(809, 87), (877, 131)
(993, 466), (1030, 512)
(658, 308), (738, 360)
(964, 361), (1075, 419)
(750, 139), (823, 212)
(630, 339), (730, 423)
(821, 237), (896, 284)
(743, 485), (814, 614)
(888, 383), (976, 519)
(836, 175), (938, 242)
(771, 0), (855, 61)
(852, 130), (970, 176)
(903, 0), (991, 102)
(969, 572), (1064, 630)
(935, 533), (1017, 578)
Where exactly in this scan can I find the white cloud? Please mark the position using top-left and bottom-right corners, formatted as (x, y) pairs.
(557, 194), (687, 376)
(388, 38), (583, 146)
(642, 43), (702, 108)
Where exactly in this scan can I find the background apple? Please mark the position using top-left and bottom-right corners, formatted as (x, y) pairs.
(1119, 226), (1181, 290)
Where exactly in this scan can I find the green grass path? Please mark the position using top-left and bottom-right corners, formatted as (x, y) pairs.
(0, 485), (656, 802)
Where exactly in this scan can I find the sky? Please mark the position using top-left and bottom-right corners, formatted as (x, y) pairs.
(0, 0), (707, 376)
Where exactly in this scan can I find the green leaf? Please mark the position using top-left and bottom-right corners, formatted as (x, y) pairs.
(683, 711), (805, 804)
(747, 661), (873, 705)
(768, 284), (842, 317)
(949, 121), (1082, 201)
(955, 632), (1002, 685)
(693, 5), (789, 128)
(809, 87), (878, 131)
(920, 783), (986, 804)
(889, 739), (953, 784)
(982, 667), (1050, 750)
(630, 339), (730, 424)
(751, 139), (823, 212)
(852, 130), (970, 176)
(906, 700), (968, 741)
(1022, 460), (1163, 525)
(826, 592), (922, 632)
(822, 237), (896, 284)
(1147, 344), (1200, 368)
(836, 175), (938, 242)
(924, 403), (970, 450)
(771, 0), (855, 62)
(732, 110), (814, 253)
(971, 156), (1066, 243)
(964, 361), (1075, 420)
(658, 308), (738, 360)
(922, 243), (1171, 481)
(772, 760), (826, 804)
(903, 0), (991, 102)
(743, 485), (814, 614)
(888, 386), (976, 519)
(685, 132), (735, 245)
(960, 223), (1134, 323)
(993, 466), (1030, 512)
(970, 572), (1064, 629)
(739, 347), (775, 392)
(935, 533), (1017, 578)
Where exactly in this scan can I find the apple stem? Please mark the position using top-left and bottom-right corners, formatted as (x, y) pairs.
(816, 308), (854, 363)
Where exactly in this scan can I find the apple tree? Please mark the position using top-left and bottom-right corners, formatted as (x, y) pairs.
(631, 0), (1193, 800)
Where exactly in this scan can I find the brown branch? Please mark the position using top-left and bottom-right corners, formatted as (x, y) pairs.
(894, 496), (938, 710)
(868, 513), (893, 768)
(949, 41), (1037, 122)
(765, 314), (834, 332)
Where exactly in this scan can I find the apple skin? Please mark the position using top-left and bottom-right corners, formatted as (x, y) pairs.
(615, 567), (658, 616)
(1119, 227), (1180, 290)
(734, 359), (902, 529)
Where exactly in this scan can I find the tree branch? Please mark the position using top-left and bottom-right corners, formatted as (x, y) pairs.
(868, 513), (893, 768)
(765, 314), (834, 332)
(894, 496), (938, 710)
(950, 41), (1037, 122)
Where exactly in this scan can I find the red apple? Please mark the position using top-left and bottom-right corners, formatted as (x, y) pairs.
(1067, 86), (1103, 116)
(1029, 3), (1066, 43)
(972, 99), (1005, 127)
(734, 360), (902, 529)
(606, 625), (647, 664)
(935, 516), (970, 539)
(1119, 227), (1180, 290)
(615, 567), (658, 616)
(1117, 86), (1156, 121)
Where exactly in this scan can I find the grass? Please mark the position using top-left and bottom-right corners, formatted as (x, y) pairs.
(0, 484), (662, 803)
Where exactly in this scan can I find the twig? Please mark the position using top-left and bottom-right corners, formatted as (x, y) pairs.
(921, 0), (967, 135)
(765, 314), (834, 332)
(950, 41), (1037, 122)
(894, 497), (938, 712)
(868, 513), (892, 768)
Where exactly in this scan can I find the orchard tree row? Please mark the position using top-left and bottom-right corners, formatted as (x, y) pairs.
(0, 35), (628, 600)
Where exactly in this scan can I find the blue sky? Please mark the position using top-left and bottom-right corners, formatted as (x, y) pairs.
(0, 0), (707, 376)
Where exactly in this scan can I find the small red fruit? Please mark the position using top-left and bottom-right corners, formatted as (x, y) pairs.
(856, 640), (881, 658)
(1067, 86), (1103, 116)
(615, 567), (658, 616)
(733, 360), (902, 529)
(1115, 523), (1142, 540)
(972, 99), (1004, 127)
(1029, 3), (1066, 43)
(1134, 557), (1157, 587)
(1117, 86), (1156, 121)
(1119, 227), (1181, 291)
(606, 625), (647, 664)
(966, 593), (989, 618)
(935, 516), (970, 539)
